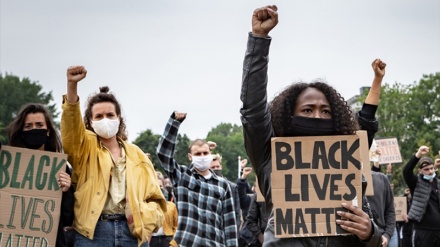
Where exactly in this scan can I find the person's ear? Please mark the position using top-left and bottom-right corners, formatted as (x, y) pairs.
(187, 153), (192, 161)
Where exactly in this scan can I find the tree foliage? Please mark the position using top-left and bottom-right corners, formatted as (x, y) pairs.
(0, 73), (58, 143)
(361, 72), (440, 194)
(133, 129), (191, 174)
(206, 123), (251, 183)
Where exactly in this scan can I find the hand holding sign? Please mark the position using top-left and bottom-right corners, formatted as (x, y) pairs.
(336, 203), (372, 241)
(58, 171), (71, 192)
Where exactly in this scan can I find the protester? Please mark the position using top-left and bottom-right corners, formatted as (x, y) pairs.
(396, 188), (413, 247)
(370, 149), (398, 247)
(236, 159), (254, 220)
(151, 178), (178, 247)
(157, 111), (238, 246)
(7, 103), (75, 247)
(61, 66), (166, 246)
(210, 152), (242, 230)
(242, 192), (268, 247)
(240, 5), (385, 246)
(403, 146), (440, 246)
(367, 171), (396, 247)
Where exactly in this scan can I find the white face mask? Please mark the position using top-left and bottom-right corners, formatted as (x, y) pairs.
(191, 155), (213, 172)
(91, 118), (120, 139)
(423, 173), (436, 182)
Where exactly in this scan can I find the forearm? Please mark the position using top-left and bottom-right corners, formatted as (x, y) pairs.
(66, 82), (79, 103)
(156, 116), (181, 175)
(240, 33), (274, 176)
(403, 155), (419, 188)
(357, 103), (378, 148)
(61, 96), (88, 167)
(236, 178), (252, 210)
(365, 76), (383, 105)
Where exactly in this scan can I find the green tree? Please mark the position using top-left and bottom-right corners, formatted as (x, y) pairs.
(359, 72), (440, 194)
(0, 73), (58, 143)
(206, 123), (251, 183)
(133, 129), (191, 174)
(132, 129), (161, 167)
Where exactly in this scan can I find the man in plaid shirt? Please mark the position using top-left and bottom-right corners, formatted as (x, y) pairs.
(156, 111), (238, 247)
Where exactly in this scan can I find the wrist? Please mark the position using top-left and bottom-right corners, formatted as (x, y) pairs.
(251, 31), (269, 38)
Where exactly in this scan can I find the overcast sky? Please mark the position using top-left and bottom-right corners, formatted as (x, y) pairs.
(1, 0), (439, 142)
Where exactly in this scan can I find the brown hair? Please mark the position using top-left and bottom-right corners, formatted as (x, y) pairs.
(188, 139), (209, 153)
(7, 103), (62, 152)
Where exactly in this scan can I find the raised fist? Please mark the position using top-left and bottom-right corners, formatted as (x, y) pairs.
(67, 65), (87, 83)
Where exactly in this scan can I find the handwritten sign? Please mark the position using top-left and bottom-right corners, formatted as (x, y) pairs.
(271, 135), (366, 238)
(375, 138), (402, 164)
(394, 197), (407, 222)
(0, 146), (66, 246)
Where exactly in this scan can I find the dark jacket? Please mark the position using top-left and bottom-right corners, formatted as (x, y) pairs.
(403, 155), (440, 231)
(56, 165), (75, 247)
(240, 32), (381, 247)
(367, 171), (396, 241)
(246, 194), (268, 246)
(227, 179), (242, 230)
(236, 178), (253, 219)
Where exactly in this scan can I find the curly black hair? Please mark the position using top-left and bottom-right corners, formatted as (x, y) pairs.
(83, 86), (128, 141)
(269, 81), (358, 137)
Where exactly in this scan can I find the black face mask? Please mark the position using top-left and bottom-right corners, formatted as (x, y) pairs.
(213, 169), (223, 177)
(165, 186), (173, 201)
(21, 129), (48, 149)
(161, 189), (169, 201)
(288, 116), (335, 136)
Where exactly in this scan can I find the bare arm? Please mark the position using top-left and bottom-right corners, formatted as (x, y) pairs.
(66, 66), (87, 103)
(365, 59), (386, 105)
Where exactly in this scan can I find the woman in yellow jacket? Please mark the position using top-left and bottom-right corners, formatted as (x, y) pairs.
(61, 65), (166, 247)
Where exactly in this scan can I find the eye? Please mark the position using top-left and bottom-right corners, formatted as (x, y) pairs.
(322, 109), (332, 115)
(302, 108), (313, 113)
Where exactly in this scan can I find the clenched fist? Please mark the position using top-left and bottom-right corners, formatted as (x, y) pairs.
(67, 66), (87, 83)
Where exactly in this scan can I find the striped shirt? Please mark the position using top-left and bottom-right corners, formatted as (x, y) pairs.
(156, 115), (238, 247)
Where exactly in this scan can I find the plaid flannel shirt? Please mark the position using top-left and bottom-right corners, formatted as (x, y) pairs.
(156, 115), (238, 247)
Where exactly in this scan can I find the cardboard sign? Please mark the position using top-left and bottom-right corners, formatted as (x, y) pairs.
(369, 139), (379, 162)
(0, 146), (67, 247)
(271, 135), (366, 238)
(375, 138), (402, 164)
(394, 197), (407, 222)
(357, 131), (374, 196)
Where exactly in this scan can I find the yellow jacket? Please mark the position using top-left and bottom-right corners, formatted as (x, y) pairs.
(163, 202), (178, 247)
(61, 96), (166, 245)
